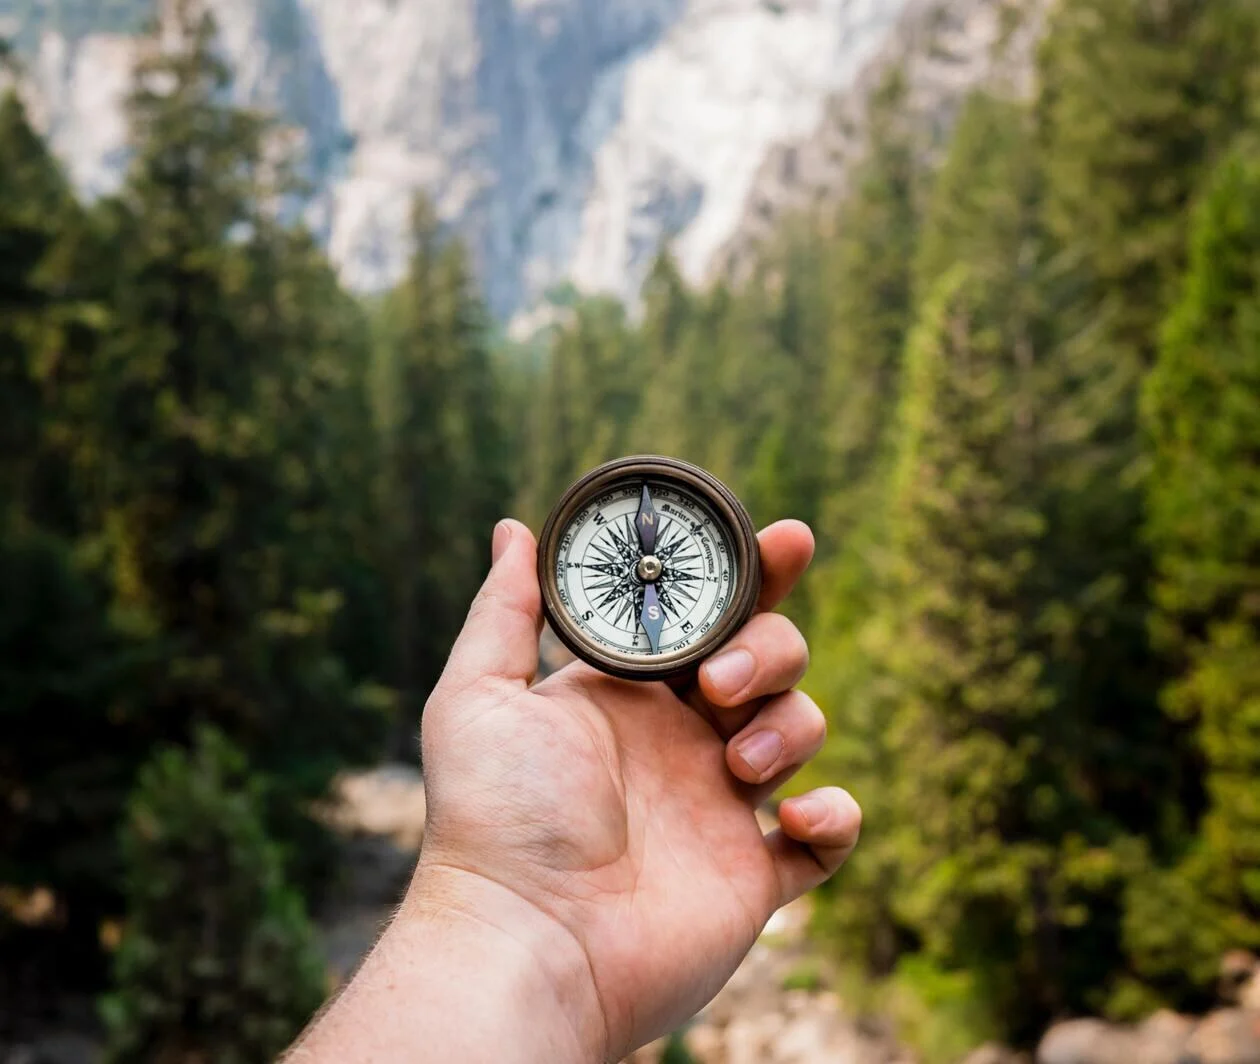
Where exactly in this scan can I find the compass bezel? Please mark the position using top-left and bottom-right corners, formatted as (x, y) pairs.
(537, 455), (762, 681)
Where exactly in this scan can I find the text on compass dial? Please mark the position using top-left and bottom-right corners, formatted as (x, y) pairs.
(554, 481), (738, 657)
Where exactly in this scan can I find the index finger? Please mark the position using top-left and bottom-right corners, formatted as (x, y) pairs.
(755, 520), (815, 613)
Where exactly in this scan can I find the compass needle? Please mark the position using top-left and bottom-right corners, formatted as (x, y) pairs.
(635, 484), (658, 554)
(640, 584), (665, 654)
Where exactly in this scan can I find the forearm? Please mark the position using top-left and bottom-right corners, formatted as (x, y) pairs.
(286, 865), (606, 1064)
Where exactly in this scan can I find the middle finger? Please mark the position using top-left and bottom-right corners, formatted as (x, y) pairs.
(700, 612), (809, 706)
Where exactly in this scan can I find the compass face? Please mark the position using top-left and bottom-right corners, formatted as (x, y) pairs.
(538, 456), (761, 681)
(555, 481), (736, 657)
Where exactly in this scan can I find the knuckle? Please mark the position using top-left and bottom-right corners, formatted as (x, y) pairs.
(798, 697), (827, 748)
(747, 613), (809, 672)
(466, 583), (538, 633)
(769, 613), (809, 659)
(821, 787), (862, 841)
(792, 626), (811, 673)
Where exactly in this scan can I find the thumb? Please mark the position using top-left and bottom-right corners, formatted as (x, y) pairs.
(439, 519), (543, 692)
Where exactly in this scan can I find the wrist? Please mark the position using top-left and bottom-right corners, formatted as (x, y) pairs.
(402, 860), (607, 1060)
(289, 858), (606, 1064)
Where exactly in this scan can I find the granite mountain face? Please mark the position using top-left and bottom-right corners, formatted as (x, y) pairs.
(1, 0), (1031, 322)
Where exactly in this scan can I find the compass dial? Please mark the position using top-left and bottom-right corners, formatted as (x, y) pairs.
(538, 456), (761, 681)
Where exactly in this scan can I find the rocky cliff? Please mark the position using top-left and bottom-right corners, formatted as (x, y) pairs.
(1, 0), (1034, 322)
(0, 0), (904, 318)
(718, 0), (1045, 276)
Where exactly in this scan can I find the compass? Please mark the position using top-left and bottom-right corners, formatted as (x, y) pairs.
(537, 456), (762, 681)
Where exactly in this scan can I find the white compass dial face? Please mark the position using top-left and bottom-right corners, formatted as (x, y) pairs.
(553, 480), (738, 658)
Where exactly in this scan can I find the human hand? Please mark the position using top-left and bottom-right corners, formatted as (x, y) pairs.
(290, 518), (860, 1064)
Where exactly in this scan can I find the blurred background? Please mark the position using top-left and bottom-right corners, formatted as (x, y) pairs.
(2, 0), (1259, 1061)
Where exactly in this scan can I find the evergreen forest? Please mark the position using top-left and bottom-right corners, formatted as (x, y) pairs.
(2, 0), (1260, 1059)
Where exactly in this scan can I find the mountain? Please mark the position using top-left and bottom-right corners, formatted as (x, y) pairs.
(0, 0), (1036, 321)
(720, 0), (1045, 276)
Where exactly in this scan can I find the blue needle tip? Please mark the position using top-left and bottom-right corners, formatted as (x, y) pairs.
(640, 583), (664, 654)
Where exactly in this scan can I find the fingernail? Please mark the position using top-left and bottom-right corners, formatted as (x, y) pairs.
(735, 730), (783, 777)
(791, 796), (828, 829)
(705, 649), (755, 697)
(491, 520), (513, 565)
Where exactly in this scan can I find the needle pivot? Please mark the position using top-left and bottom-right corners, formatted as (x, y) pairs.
(636, 555), (663, 582)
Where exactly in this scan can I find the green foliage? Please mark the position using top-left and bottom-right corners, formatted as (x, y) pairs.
(1038, 0), (1260, 361)
(0, 88), (141, 994)
(0, 2), (498, 1033)
(518, 294), (642, 525)
(1130, 139), (1260, 1001)
(797, 72), (927, 972)
(0, 89), (105, 534)
(372, 196), (510, 741)
(101, 727), (326, 1064)
(814, 69), (921, 552)
(0, 521), (148, 996)
(89, 0), (385, 864)
(875, 263), (1058, 1037)
(779, 960), (825, 993)
(659, 1031), (699, 1064)
(882, 954), (1001, 1064)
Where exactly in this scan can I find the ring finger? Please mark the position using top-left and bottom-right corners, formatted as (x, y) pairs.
(726, 689), (827, 797)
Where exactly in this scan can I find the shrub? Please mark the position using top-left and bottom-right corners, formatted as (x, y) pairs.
(101, 727), (327, 1064)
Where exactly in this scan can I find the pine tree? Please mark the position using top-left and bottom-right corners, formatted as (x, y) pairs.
(0, 90), (67, 507)
(432, 237), (511, 610)
(252, 226), (388, 689)
(803, 71), (925, 978)
(101, 727), (326, 1064)
(814, 70), (921, 555)
(639, 248), (690, 374)
(91, 0), (381, 877)
(0, 89), (141, 995)
(375, 195), (511, 745)
(0, 521), (147, 998)
(631, 250), (704, 465)
(740, 223), (832, 535)
(1127, 140), (1260, 1001)
(0, 89), (105, 532)
(837, 95), (1141, 1040)
(630, 276), (753, 489)
(1026, 6), (1260, 988)
(1038, 0), (1260, 364)
(1033, 0), (1260, 716)
(878, 264), (1055, 1038)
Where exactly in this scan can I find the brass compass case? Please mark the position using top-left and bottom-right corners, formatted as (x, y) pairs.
(537, 456), (762, 681)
